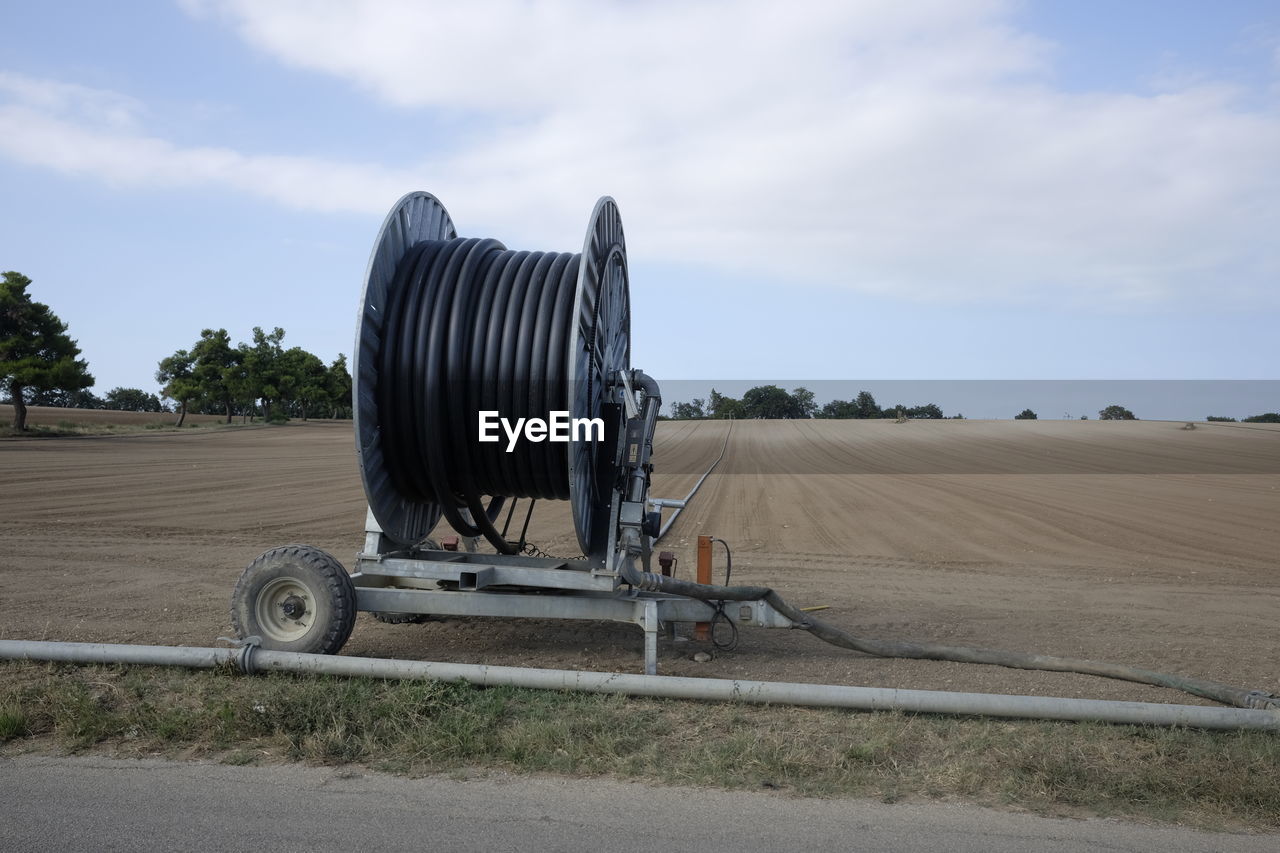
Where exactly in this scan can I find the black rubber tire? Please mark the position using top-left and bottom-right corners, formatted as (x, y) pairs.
(230, 545), (356, 654)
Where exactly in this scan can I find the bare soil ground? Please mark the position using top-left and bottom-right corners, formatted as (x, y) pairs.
(2, 418), (1276, 705)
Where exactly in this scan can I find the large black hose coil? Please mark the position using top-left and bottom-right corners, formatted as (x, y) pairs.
(354, 193), (630, 557)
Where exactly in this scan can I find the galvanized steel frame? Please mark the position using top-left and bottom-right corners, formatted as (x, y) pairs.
(354, 510), (790, 674)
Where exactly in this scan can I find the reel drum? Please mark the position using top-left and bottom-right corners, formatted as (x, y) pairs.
(353, 192), (631, 558)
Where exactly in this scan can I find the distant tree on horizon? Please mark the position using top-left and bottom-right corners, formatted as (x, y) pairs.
(26, 387), (103, 409)
(707, 388), (746, 419)
(818, 398), (859, 418)
(1098, 404), (1137, 420)
(670, 399), (705, 419)
(791, 387), (817, 418)
(1014, 408), (1038, 420)
(905, 403), (943, 419)
(812, 392), (944, 420)
(854, 390), (881, 419)
(743, 385), (803, 419)
(104, 387), (164, 412)
(816, 390), (883, 419)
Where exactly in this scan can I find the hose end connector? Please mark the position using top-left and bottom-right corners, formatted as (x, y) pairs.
(1244, 690), (1279, 711)
(635, 572), (666, 593)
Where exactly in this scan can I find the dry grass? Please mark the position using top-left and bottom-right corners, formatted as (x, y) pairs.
(17, 405), (230, 428)
(1, 420), (238, 438)
(1, 405), (288, 436)
(2, 661), (1277, 831)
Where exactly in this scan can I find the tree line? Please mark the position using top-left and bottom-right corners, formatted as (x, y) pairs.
(668, 386), (950, 420)
(670, 392), (1280, 423)
(7, 271), (1280, 430)
(1018, 405), (1136, 420)
(25, 386), (166, 412)
(999, 405), (1275, 421)
(3, 270), (350, 430)
(1207, 413), (1280, 423)
(157, 327), (351, 426)
(668, 389), (1155, 422)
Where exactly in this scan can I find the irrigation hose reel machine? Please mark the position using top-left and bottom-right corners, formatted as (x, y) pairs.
(230, 191), (787, 674)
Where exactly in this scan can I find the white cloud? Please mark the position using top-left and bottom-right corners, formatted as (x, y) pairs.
(0, 70), (413, 214)
(3, 1), (1278, 310)
(0, 72), (145, 129)
(0, 100), (410, 213)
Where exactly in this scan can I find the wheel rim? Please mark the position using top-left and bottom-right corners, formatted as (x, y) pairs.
(254, 577), (318, 643)
(567, 197), (630, 558)
(355, 191), (456, 546)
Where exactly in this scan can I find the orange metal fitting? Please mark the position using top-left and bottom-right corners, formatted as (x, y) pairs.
(693, 534), (713, 642)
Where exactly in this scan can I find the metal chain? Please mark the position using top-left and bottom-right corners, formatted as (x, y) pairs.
(521, 541), (586, 562)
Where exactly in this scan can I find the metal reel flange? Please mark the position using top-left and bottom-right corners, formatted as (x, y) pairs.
(567, 197), (632, 557)
(354, 192), (457, 546)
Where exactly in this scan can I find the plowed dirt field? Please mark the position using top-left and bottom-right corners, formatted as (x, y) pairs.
(2, 417), (1277, 704)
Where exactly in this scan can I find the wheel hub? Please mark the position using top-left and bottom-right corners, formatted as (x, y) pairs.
(279, 595), (307, 620)
(253, 577), (316, 643)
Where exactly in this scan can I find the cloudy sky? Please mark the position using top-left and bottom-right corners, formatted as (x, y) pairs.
(2, 1), (1277, 403)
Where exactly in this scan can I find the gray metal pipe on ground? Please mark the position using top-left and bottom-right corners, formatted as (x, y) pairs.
(2, 640), (1277, 731)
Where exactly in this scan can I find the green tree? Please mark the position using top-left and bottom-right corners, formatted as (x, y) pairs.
(742, 384), (797, 419)
(817, 399), (859, 418)
(854, 390), (881, 419)
(241, 326), (288, 421)
(223, 354), (257, 423)
(906, 403), (944, 419)
(739, 385), (817, 419)
(791, 387), (817, 418)
(670, 399), (705, 419)
(707, 388), (745, 419)
(326, 354), (352, 419)
(191, 328), (239, 423)
(1243, 412), (1280, 423)
(29, 387), (102, 409)
(707, 388), (727, 418)
(157, 349), (199, 426)
(1014, 408), (1038, 420)
(104, 387), (163, 412)
(816, 391), (885, 419)
(1098, 404), (1137, 421)
(283, 346), (328, 420)
(1, 271), (94, 431)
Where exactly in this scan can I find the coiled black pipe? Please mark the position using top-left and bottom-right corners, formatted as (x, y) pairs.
(377, 237), (583, 553)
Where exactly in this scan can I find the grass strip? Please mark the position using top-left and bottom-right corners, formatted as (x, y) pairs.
(1, 660), (1277, 830)
(2, 419), (260, 437)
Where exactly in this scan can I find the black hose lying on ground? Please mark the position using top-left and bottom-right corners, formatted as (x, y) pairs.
(636, 573), (1279, 711)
